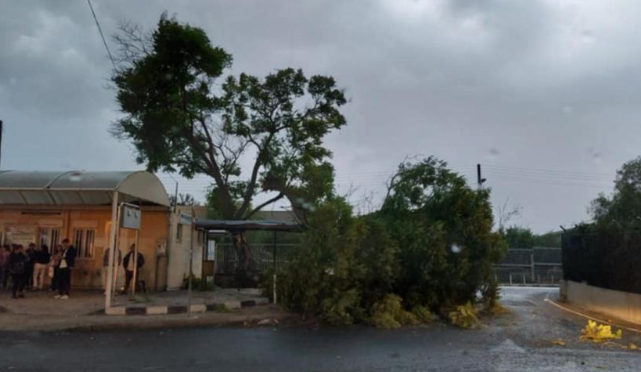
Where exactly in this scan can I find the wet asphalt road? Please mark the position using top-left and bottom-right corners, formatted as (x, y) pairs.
(0, 287), (640, 371)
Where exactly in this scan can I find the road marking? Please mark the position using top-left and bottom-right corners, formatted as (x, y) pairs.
(544, 298), (641, 334)
(491, 339), (526, 354)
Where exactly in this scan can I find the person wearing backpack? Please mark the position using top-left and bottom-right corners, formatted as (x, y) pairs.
(8, 245), (28, 299)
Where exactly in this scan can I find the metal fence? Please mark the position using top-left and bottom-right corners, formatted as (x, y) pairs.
(563, 232), (641, 295)
(214, 240), (302, 274)
(494, 247), (562, 285)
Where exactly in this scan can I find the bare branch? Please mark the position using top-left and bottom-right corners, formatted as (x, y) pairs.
(495, 198), (522, 230)
(244, 193), (285, 219)
(111, 21), (152, 67)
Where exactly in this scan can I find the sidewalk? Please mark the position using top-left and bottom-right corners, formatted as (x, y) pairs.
(0, 288), (288, 332)
(0, 305), (293, 332)
(0, 288), (268, 316)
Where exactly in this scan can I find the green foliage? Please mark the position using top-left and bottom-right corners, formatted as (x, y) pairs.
(411, 306), (437, 324)
(503, 226), (534, 248)
(448, 302), (479, 329)
(112, 15), (346, 221)
(370, 295), (418, 329)
(320, 289), (362, 325)
(271, 157), (507, 328)
(378, 157), (507, 310)
(532, 230), (562, 247)
(590, 157), (641, 230)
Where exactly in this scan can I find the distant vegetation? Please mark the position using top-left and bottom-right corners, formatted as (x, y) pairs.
(502, 226), (562, 248)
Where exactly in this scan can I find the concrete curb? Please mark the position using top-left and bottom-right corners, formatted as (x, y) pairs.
(104, 297), (270, 316)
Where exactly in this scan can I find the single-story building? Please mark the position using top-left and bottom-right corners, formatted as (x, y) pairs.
(0, 170), (204, 291)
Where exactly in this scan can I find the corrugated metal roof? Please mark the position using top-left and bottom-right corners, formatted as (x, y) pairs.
(195, 219), (304, 232)
(0, 171), (170, 207)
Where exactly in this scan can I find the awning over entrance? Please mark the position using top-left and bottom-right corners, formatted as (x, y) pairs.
(0, 170), (170, 207)
(195, 219), (304, 233)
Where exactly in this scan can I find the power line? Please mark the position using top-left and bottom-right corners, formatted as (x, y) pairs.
(484, 170), (613, 183)
(86, 0), (117, 70)
(484, 164), (614, 178)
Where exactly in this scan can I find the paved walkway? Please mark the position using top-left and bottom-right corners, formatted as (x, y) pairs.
(0, 288), (268, 316)
(0, 287), (281, 332)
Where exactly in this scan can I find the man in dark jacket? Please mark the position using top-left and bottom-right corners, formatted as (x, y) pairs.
(54, 238), (76, 300)
(25, 243), (36, 289)
(8, 245), (28, 299)
(122, 244), (144, 294)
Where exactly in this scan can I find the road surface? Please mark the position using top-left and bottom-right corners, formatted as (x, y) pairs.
(0, 287), (639, 371)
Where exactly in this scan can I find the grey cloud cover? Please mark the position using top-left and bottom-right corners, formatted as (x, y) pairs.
(2, 0), (640, 232)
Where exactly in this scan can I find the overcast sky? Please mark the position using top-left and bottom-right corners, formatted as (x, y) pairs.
(3, 0), (641, 232)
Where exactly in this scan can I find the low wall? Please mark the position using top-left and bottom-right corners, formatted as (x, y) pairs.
(560, 280), (641, 325)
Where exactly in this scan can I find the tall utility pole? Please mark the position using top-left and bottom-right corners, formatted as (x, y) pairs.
(477, 163), (486, 190)
(0, 120), (3, 169)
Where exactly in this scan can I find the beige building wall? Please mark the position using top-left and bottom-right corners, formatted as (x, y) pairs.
(166, 205), (207, 290)
(0, 206), (170, 290)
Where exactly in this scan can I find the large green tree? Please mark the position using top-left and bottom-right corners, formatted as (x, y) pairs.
(111, 16), (346, 271)
(378, 157), (506, 308)
(591, 156), (641, 229)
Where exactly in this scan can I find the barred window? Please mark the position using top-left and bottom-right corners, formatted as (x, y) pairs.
(73, 228), (96, 259)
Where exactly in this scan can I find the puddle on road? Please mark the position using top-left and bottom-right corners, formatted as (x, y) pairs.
(501, 300), (536, 307)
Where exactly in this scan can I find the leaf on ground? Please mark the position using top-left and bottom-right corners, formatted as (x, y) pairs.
(552, 338), (566, 346)
(629, 343), (639, 350)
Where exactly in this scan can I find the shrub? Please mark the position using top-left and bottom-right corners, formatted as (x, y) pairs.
(370, 294), (418, 329)
(448, 302), (479, 329)
(411, 306), (437, 324)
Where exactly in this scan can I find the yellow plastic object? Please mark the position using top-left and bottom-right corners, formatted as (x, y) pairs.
(579, 320), (622, 343)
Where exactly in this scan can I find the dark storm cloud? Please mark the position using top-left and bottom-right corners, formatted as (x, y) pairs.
(1, 0), (641, 231)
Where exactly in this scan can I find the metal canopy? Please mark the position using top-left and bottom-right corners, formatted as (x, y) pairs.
(195, 219), (304, 233)
(0, 170), (170, 207)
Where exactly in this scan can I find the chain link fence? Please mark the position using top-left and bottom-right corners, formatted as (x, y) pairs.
(209, 232), (302, 287)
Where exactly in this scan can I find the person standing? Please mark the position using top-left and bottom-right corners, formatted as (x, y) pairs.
(102, 246), (122, 294)
(122, 244), (144, 294)
(54, 239), (76, 300)
(32, 244), (50, 290)
(49, 245), (63, 292)
(0, 245), (10, 292)
(8, 245), (27, 299)
(25, 243), (36, 290)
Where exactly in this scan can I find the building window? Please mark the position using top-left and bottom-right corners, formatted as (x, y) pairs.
(73, 228), (95, 259)
(176, 224), (183, 243)
(40, 228), (61, 250)
(205, 239), (216, 261)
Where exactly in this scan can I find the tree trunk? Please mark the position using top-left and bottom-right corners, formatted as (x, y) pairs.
(233, 232), (257, 287)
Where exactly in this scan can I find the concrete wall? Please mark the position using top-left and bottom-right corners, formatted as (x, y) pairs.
(561, 280), (641, 325)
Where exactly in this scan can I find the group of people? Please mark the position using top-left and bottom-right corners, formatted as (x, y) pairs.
(0, 239), (75, 299)
(0, 240), (145, 300)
